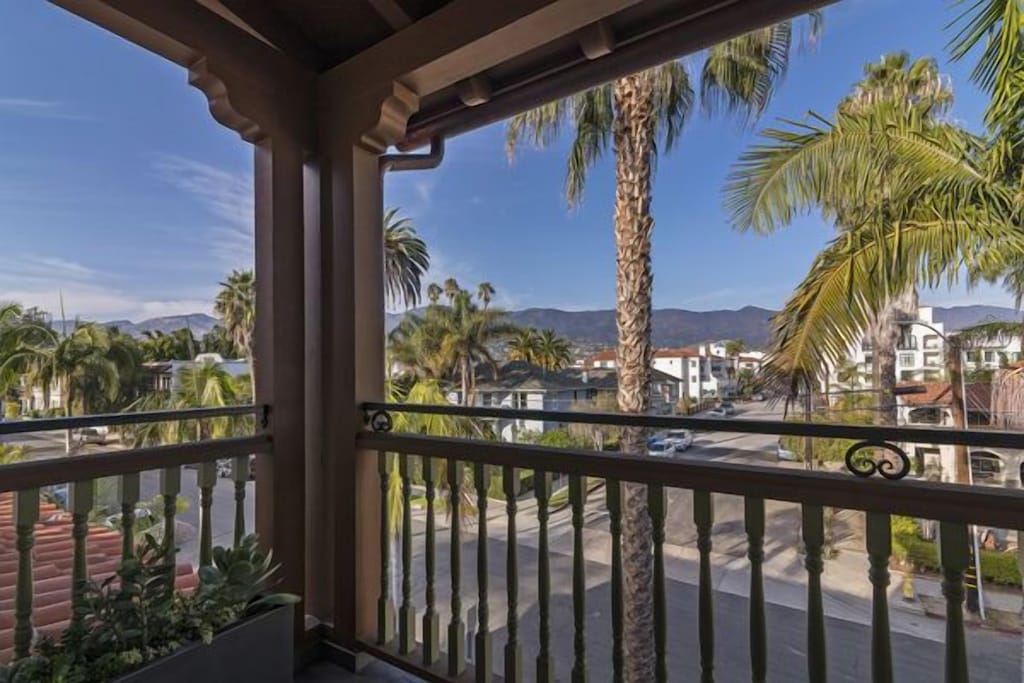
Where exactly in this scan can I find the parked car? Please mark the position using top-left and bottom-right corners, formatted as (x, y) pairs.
(74, 428), (107, 445)
(719, 401), (736, 416)
(663, 429), (693, 452)
(776, 440), (799, 462)
(707, 407), (728, 417)
(751, 392), (766, 402)
(647, 441), (675, 457)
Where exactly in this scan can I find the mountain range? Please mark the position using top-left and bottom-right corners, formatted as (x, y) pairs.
(387, 304), (1023, 350)
(70, 304), (1020, 349)
(53, 314), (220, 339)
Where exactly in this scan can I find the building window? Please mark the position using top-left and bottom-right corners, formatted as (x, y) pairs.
(984, 351), (995, 363)
(481, 393), (493, 406)
(908, 407), (942, 425)
(899, 353), (915, 367)
(691, 375), (698, 383)
(515, 393), (530, 409)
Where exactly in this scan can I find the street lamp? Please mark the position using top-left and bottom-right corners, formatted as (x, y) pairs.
(899, 318), (985, 619)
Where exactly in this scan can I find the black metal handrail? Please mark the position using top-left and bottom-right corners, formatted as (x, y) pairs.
(0, 404), (266, 436)
(362, 401), (1024, 450)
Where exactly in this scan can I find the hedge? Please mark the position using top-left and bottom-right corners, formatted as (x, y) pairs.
(901, 536), (1021, 588)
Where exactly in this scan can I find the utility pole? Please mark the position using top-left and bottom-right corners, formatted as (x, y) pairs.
(947, 335), (981, 616)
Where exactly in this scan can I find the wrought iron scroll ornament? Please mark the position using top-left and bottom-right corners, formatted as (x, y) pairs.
(844, 441), (911, 480)
(368, 409), (394, 433)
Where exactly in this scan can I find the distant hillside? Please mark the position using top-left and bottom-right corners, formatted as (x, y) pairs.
(388, 306), (777, 348)
(52, 314), (220, 338)
(387, 303), (1023, 350)
(932, 305), (1022, 331)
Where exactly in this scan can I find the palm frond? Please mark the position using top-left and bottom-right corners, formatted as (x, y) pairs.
(764, 214), (1024, 389)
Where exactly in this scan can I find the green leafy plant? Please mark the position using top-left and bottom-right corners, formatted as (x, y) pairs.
(0, 535), (298, 683)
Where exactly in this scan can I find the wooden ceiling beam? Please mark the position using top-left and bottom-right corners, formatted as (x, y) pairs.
(216, 0), (325, 69)
(49, 0), (314, 143)
(50, 0), (310, 85)
(321, 0), (641, 102)
(367, 0), (413, 30)
(402, 0), (834, 148)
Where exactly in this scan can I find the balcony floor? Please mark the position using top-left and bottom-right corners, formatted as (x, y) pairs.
(296, 662), (421, 682)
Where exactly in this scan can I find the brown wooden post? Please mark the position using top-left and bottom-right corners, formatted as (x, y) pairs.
(319, 83), (416, 657)
(254, 133), (308, 633)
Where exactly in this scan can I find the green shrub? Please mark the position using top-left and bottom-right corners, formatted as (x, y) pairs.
(900, 535), (1021, 587)
(0, 534), (298, 683)
(3, 401), (18, 420)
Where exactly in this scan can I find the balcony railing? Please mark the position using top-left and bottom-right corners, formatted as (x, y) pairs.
(0, 406), (268, 664)
(357, 402), (1024, 682)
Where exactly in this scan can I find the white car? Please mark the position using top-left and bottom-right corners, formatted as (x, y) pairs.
(74, 428), (107, 445)
(707, 407), (728, 417)
(664, 429), (693, 452)
(776, 440), (800, 462)
(647, 441), (675, 457)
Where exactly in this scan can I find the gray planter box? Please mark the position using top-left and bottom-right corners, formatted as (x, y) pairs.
(116, 605), (294, 683)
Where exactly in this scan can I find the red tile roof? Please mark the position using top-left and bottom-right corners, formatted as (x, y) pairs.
(653, 347), (702, 358)
(898, 382), (992, 412)
(0, 492), (197, 663)
(587, 349), (616, 363)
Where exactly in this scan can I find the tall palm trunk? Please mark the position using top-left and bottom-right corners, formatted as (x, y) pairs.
(871, 289), (918, 426)
(612, 71), (657, 682)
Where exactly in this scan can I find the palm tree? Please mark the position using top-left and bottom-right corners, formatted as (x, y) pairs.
(507, 328), (542, 364)
(130, 360), (245, 447)
(477, 282), (495, 309)
(725, 52), (1019, 423)
(949, 0), (1024, 302)
(0, 303), (51, 400)
(16, 323), (127, 452)
(389, 286), (516, 403)
(505, 16), (821, 675)
(384, 208), (430, 309)
(440, 291), (517, 404)
(442, 277), (460, 304)
(426, 283), (443, 305)
(835, 359), (863, 392)
(535, 328), (572, 371)
(215, 270), (255, 396)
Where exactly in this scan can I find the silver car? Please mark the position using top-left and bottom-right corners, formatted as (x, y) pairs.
(664, 429), (693, 452)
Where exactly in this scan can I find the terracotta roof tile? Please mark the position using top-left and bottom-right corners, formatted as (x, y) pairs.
(0, 491), (196, 664)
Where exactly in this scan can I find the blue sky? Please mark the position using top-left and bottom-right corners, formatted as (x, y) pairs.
(0, 0), (1013, 321)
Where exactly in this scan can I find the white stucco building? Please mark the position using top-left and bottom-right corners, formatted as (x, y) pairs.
(472, 360), (679, 442)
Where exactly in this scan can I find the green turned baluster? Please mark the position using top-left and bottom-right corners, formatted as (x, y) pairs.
(160, 467), (181, 575)
(571, 475), (588, 683)
(939, 522), (970, 683)
(118, 473), (140, 560)
(69, 481), (93, 632)
(803, 504), (827, 683)
(695, 490), (715, 683)
(448, 460), (466, 677)
(13, 488), (39, 661)
(503, 465), (522, 683)
(232, 455), (250, 547)
(648, 484), (667, 683)
(423, 457), (440, 664)
(197, 462), (217, 567)
(535, 471), (554, 683)
(745, 497), (767, 683)
(378, 451), (395, 645)
(399, 454), (416, 654)
(866, 513), (894, 683)
(607, 480), (624, 683)
(475, 463), (492, 682)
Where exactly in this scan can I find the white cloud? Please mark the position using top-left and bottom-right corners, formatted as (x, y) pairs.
(0, 98), (85, 120)
(154, 155), (254, 268)
(0, 253), (214, 321)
